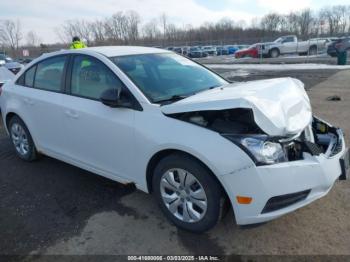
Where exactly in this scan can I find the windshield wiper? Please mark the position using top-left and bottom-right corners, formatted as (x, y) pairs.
(193, 84), (221, 95)
(156, 85), (222, 104)
(156, 95), (188, 105)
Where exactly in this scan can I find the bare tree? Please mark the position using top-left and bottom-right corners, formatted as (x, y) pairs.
(126, 10), (141, 43)
(159, 13), (168, 39)
(0, 19), (22, 52)
(53, 5), (350, 48)
(260, 13), (284, 32)
(142, 19), (161, 40)
(298, 9), (314, 37)
(26, 31), (41, 46)
(319, 6), (348, 35)
(89, 20), (106, 44)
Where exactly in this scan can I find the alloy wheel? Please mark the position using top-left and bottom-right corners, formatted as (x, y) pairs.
(11, 123), (29, 156)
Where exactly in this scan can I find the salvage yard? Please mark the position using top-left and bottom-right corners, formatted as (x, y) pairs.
(0, 66), (350, 257)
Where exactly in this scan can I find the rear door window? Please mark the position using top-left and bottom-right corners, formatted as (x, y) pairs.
(34, 56), (67, 92)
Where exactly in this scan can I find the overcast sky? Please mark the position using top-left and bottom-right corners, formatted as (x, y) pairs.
(1, 0), (349, 44)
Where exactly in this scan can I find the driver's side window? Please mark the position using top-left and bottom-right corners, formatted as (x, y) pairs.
(71, 55), (124, 100)
(283, 37), (294, 43)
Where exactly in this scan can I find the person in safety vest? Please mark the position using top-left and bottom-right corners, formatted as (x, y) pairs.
(70, 36), (87, 49)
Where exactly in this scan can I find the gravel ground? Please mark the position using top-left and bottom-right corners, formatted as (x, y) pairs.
(0, 68), (349, 259)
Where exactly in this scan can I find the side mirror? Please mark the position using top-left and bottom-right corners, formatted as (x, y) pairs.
(100, 87), (133, 108)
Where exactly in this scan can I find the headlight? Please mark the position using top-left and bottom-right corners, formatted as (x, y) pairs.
(223, 135), (287, 165)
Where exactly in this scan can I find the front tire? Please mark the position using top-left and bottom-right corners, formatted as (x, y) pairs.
(9, 116), (37, 161)
(152, 153), (223, 233)
(269, 48), (280, 58)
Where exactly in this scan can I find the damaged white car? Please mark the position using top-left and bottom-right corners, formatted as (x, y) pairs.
(0, 47), (349, 232)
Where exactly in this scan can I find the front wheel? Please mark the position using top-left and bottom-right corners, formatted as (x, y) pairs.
(9, 116), (38, 161)
(269, 48), (280, 58)
(152, 153), (224, 233)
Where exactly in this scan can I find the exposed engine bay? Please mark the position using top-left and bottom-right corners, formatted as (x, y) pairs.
(168, 109), (343, 164)
(169, 108), (263, 134)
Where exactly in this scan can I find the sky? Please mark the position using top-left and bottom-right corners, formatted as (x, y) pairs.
(0, 0), (349, 44)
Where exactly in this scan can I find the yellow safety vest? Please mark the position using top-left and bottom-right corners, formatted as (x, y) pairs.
(70, 41), (87, 49)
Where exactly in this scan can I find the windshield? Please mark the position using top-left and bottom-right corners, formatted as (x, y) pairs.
(111, 53), (227, 103)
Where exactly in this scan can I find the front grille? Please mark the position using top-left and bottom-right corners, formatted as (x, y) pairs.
(261, 189), (311, 214)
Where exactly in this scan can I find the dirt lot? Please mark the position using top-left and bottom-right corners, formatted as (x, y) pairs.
(0, 68), (349, 259)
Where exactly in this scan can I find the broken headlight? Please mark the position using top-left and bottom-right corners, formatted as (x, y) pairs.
(223, 135), (287, 165)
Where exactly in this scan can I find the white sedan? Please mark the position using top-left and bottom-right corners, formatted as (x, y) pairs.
(0, 46), (348, 232)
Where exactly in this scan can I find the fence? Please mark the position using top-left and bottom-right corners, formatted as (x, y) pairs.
(1, 36), (339, 64)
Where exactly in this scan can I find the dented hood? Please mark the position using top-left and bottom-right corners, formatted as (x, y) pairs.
(161, 78), (312, 136)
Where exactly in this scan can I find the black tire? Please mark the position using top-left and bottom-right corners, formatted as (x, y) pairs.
(309, 46), (317, 56)
(152, 153), (223, 233)
(8, 116), (38, 161)
(269, 48), (280, 58)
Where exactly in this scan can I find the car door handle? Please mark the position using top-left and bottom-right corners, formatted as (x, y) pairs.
(23, 98), (34, 106)
(65, 110), (79, 119)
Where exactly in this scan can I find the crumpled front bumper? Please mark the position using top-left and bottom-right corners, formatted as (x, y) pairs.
(221, 119), (348, 225)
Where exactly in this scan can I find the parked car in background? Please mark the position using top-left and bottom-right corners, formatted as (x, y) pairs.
(1, 46), (348, 233)
(182, 46), (191, 56)
(188, 47), (208, 58)
(327, 37), (350, 57)
(0, 66), (15, 89)
(216, 46), (229, 56)
(260, 35), (327, 58)
(327, 38), (341, 57)
(0, 55), (23, 74)
(173, 47), (183, 55)
(235, 44), (259, 58)
(13, 58), (34, 65)
(4, 61), (24, 75)
(237, 45), (249, 50)
(0, 55), (12, 66)
(225, 45), (239, 55)
(310, 37), (338, 49)
(202, 46), (216, 56)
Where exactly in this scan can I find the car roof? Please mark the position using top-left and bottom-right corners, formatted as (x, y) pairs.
(41, 46), (171, 59)
(86, 46), (172, 57)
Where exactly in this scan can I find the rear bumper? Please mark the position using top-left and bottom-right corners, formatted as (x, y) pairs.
(221, 122), (348, 225)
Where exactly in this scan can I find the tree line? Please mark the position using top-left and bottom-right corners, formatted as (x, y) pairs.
(56, 5), (350, 47)
(1, 5), (350, 55)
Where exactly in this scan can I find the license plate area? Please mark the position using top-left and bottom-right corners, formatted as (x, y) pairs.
(340, 149), (350, 180)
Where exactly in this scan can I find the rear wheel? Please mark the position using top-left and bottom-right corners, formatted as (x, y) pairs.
(9, 116), (37, 161)
(153, 153), (223, 233)
(309, 46), (317, 56)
